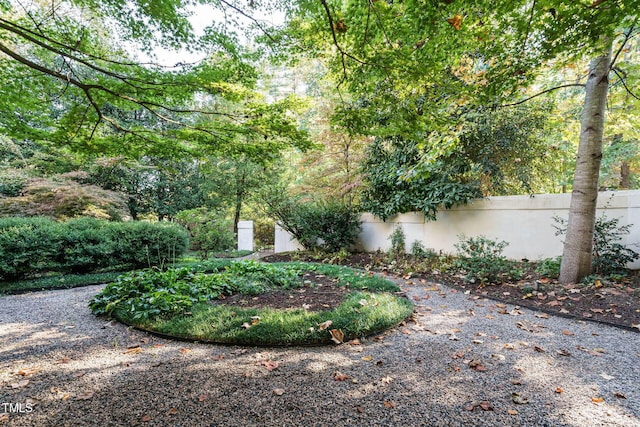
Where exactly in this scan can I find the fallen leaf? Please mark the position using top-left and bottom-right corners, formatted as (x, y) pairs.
(334, 371), (350, 381)
(447, 14), (463, 30)
(591, 397), (605, 404)
(468, 360), (486, 371)
(141, 415), (152, 422)
(57, 357), (71, 364)
(272, 388), (285, 396)
(124, 347), (142, 354)
(18, 367), (40, 376)
(330, 329), (345, 344)
(535, 313), (549, 319)
(511, 392), (529, 404)
(507, 409), (518, 415)
(613, 392), (627, 399)
(362, 356), (373, 362)
(383, 401), (397, 409)
(355, 406), (365, 413)
(251, 316), (261, 325)
(318, 320), (333, 330)
(349, 338), (361, 345)
(557, 349), (571, 357)
(166, 408), (178, 416)
(600, 372), (615, 380)
(197, 394), (209, 402)
(241, 322), (252, 330)
(534, 346), (545, 353)
(590, 308), (605, 314)
(73, 371), (87, 378)
(178, 348), (191, 354)
(555, 387), (563, 394)
(479, 401), (493, 411)
(260, 360), (279, 371)
(562, 330), (574, 336)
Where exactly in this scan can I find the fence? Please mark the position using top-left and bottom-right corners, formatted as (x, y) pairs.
(274, 190), (640, 269)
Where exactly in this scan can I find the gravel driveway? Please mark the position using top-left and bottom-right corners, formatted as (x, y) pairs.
(1, 275), (639, 427)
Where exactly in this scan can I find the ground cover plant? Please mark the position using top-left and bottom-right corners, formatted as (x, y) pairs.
(89, 260), (413, 346)
(264, 241), (640, 332)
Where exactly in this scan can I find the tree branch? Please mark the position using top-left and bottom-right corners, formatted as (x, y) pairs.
(609, 22), (637, 70)
(500, 83), (586, 107)
(612, 68), (640, 101)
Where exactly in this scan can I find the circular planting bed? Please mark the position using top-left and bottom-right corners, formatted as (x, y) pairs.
(89, 261), (413, 346)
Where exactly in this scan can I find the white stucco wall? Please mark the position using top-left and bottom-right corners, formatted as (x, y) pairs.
(275, 190), (640, 269)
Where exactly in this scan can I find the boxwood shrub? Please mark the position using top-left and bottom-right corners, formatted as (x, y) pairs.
(0, 217), (189, 280)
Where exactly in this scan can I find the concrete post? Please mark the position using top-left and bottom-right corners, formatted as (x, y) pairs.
(237, 221), (254, 251)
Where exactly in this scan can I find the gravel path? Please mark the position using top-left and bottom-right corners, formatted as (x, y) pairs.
(1, 275), (639, 427)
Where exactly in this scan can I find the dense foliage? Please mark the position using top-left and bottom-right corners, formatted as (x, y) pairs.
(175, 208), (235, 258)
(454, 235), (524, 284)
(0, 217), (189, 280)
(261, 189), (362, 252)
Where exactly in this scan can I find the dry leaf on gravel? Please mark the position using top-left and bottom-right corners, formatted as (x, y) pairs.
(18, 367), (40, 376)
(383, 401), (397, 409)
(334, 371), (350, 381)
(260, 360), (279, 371)
(272, 388), (285, 396)
(329, 329), (344, 344)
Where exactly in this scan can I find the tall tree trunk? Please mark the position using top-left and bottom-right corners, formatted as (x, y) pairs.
(559, 42), (612, 284)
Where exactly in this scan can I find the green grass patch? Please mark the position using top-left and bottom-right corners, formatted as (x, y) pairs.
(0, 271), (125, 295)
(90, 261), (413, 346)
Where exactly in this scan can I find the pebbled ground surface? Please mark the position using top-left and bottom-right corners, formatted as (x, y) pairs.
(1, 274), (639, 427)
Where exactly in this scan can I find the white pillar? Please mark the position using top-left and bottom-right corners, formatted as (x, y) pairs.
(237, 221), (254, 251)
(274, 224), (304, 253)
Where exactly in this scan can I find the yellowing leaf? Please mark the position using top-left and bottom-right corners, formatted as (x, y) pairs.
(507, 409), (518, 415)
(591, 397), (605, 404)
(362, 356), (373, 362)
(447, 14), (463, 30)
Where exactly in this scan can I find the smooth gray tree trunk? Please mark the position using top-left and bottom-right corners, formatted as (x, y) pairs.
(559, 42), (612, 284)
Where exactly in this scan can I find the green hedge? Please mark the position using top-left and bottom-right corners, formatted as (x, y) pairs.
(0, 217), (189, 280)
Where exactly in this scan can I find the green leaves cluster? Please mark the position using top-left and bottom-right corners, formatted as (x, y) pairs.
(89, 261), (301, 321)
(0, 217), (189, 280)
(454, 235), (524, 284)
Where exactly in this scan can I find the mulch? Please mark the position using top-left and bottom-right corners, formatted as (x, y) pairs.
(262, 252), (640, 332)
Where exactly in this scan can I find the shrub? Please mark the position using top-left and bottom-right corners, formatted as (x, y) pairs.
(454, 235), (523, 284)
(0, 217), (189, 280)
(0, 177), (130, 220)
(269, 199), (362, 253)
(388, 226), (406, 257)
(175, 208), (235, 259)
(535, 257), (561, 279)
